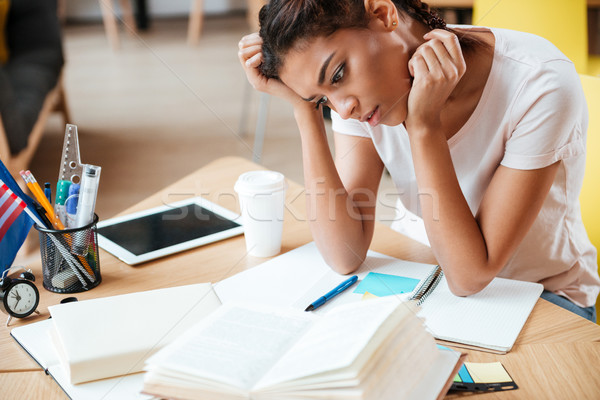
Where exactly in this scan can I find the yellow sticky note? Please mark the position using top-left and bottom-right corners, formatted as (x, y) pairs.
(464, 362), (512, 383)
(362, 291), (379, 300)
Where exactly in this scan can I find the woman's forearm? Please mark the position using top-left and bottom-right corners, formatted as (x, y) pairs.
(408, 130), (492, 295)
(294, 105), (376, 273)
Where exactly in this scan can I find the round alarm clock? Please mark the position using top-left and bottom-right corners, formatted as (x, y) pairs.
(0, 267), (40, 326)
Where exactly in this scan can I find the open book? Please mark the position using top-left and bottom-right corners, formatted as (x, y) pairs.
(142, 297), (464, 400)
(215, 243), (544, 354)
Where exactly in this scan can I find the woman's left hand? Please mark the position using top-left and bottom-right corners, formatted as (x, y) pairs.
(405, 29), (466, 134)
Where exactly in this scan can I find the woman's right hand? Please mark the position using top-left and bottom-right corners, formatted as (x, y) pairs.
(238, 33), (303, 106)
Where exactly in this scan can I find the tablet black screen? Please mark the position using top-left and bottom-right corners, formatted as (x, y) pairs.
(97, 204), (241, 256)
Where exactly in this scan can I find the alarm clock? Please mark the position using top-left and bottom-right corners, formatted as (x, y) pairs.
(0, 266), (40, 326)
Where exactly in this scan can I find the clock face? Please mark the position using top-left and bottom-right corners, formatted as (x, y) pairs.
(6, 282), (39, 317)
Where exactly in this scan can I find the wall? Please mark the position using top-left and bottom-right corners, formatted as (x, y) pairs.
(65, 0), (246, 20)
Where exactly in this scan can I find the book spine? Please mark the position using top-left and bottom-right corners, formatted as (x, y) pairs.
(410, 266), (444, 306)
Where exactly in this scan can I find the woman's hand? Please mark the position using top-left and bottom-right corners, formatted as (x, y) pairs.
(238, 33), (303, 106)
(405, 29), (466, 134)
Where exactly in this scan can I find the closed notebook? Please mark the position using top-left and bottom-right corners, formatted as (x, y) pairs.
(45, 283), (221, 384)
(11, 319), (151, 399)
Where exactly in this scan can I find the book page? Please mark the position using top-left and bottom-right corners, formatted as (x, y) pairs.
(146, 304), (315, 391)
(420, 276), (543, 352)
(399, 349), (462, 400)
(255, 298), (404, 389)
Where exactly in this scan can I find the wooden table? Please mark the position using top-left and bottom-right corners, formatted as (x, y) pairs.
(1, 156), (600, 399)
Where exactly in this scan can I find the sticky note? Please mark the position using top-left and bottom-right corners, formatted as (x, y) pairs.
(458, 365), (474, 383)
(362, 291), (379, 300)
(353, 272), (420, 297)
(464, 362), (512, 383)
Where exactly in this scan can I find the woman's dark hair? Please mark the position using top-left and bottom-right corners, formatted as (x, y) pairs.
(259, 0), (483, 79)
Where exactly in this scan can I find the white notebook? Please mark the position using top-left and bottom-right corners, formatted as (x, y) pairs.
(11, 282), (222, 394)
(215, 242), (543, 354)
(415, 267), (543, 353)
(11, 319), (149, 400)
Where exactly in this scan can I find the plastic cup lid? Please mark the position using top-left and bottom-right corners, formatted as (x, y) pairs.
(234, 170), (286, 195)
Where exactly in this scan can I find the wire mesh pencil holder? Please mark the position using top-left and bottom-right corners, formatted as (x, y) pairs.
(35, 214), (102, 293)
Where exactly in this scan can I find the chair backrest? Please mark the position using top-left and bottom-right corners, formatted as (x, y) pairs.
(473, 0), (589, 73)
(579, 74), (600, 314)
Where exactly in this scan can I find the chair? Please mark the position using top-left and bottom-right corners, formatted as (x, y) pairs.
(579, 74), (600, 317)
(187, 0), (203, 45)
(0, 0), (70, 178)
(0, 77), (70, 177)
(97, 0), (204, 49)
(98, 0), (138, 50)
(473, 0), (590, 73)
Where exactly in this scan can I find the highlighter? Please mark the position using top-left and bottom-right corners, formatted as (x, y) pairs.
(55, 179), (72, 227)
(65, 183), (80, 229)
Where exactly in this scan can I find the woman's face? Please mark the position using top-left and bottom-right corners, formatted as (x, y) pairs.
(279, 24), (418, 127)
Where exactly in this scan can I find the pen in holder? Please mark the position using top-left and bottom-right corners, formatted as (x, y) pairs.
(35, 214), (102, 293)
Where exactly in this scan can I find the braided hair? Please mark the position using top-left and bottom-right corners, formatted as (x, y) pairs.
(259, 0), (482, 79)
(402, 0), (446, 30)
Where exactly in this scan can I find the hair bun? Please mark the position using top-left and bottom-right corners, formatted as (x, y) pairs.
(428, 14), (446, 30)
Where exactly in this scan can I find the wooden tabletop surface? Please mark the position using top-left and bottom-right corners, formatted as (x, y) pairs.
(1, 156), (599, 399)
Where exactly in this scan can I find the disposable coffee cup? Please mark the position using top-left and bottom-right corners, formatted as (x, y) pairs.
(234, 170), (287, 257)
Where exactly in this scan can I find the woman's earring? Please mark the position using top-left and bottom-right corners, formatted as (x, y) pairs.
(392, 21), (397, 26)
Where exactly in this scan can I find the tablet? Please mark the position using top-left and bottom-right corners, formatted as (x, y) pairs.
(96, 197), (243, 265)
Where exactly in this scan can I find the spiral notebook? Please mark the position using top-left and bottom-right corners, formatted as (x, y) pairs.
(410, 265), (445, 305)
(215, 242), (544, 354)
(347, 262), (542, 354)
(386, 263), (544, 354)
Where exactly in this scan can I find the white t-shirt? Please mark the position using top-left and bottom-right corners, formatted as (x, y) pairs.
(331, 27), (600, 307)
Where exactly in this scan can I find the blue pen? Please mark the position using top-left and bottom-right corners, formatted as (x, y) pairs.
(44, 182), (52, 203)
(305, 275), (358, 311)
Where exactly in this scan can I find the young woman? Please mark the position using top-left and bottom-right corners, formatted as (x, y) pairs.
(238, 0), (599, 322)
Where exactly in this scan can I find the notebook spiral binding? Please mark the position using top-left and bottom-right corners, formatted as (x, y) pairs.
(410, 266), (444, 306)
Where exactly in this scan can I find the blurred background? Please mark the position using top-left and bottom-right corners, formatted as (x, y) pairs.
(2, 0), (599, 231)
(18, 0), (310, 222)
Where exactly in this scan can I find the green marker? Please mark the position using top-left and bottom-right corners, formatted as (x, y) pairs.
(55, 179), (72, 226)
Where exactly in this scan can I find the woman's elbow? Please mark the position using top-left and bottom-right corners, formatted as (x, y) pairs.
(445, 275), (492, 297)
(324, 251), (364, 275)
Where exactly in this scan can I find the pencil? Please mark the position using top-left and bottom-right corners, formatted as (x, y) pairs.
(18, 173), (94, 279)
(20, 170), (65, 230)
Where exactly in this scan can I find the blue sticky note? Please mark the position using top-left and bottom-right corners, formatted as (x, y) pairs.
(353, 272), (420, 297)
(458, 364), (474, 383)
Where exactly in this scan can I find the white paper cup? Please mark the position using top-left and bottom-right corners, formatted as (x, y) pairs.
(234, 170), (287, 257)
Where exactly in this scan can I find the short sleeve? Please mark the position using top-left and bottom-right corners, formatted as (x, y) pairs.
(330, 109), (371, 138)
(501, 61), (587, 170)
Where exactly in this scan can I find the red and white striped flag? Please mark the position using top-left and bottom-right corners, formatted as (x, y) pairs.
(0, 181), (27, 242)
